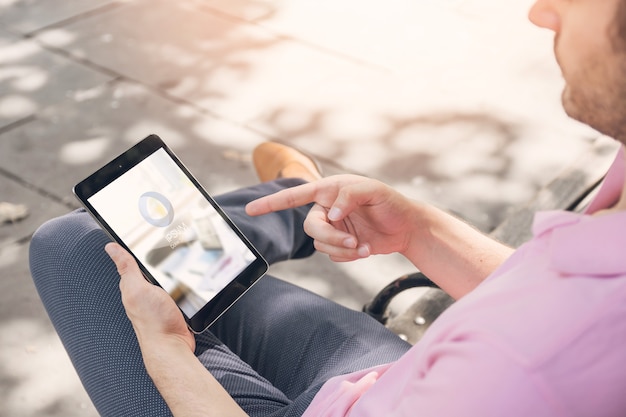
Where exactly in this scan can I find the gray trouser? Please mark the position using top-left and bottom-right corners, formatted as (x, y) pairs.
(29, 179), (411, 417)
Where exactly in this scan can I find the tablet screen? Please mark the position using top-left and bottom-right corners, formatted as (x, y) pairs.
(87, 147), (258, 320)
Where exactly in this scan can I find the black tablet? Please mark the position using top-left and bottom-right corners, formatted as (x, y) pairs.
(73, 134), (268, 333)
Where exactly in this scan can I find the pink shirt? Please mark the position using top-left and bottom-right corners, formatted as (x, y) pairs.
(304, 147), (626, 417)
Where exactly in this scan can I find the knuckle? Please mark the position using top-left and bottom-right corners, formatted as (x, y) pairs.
(116, 258), (131, 276)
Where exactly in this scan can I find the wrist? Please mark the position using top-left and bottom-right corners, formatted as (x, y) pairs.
(138, 333), (194, 370)
(398, 200), (435, 259)
(135, 332), (248, 417)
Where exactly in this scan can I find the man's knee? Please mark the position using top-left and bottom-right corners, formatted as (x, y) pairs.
(31, 210), (84, 256)
(29, 210), (106, 283)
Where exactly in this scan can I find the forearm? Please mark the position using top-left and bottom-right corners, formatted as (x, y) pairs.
(140, 337), (248, 417)
(401, 202), (514, 300)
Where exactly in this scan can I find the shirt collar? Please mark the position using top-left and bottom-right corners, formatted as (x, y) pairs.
(584, 145), (625, 215)
(533, 210), (626, 276)
(531, 145), (626, 276)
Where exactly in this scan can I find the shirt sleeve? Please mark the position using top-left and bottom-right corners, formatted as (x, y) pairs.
(305, 336), (561, 417)
(357, 337), (560, 417)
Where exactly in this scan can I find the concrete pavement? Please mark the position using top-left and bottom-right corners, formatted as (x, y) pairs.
(0, 0), (600, 415)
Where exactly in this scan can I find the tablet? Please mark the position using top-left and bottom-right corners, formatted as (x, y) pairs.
(73, 134), (268, 333)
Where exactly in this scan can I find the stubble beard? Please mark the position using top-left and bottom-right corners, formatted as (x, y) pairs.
(559, 57), (626, 144)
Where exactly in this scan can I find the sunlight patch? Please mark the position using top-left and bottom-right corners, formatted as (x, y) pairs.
(36, 28), (77, 48)
(0, 95), (36, 118)
(0, 66), (48, 91)
(59, 137), (110, 165)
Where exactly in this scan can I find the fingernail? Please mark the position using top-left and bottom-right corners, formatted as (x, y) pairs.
(104, 243), (118, 257)
(357, 244), (370, 258)
(328, 207), (342, 221)
(343, 237), (357, 249)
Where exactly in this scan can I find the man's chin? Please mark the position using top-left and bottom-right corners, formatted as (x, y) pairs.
(560, 88), (589, 122)
(561, 93), (626, 142)
(560, 88), (581, 120)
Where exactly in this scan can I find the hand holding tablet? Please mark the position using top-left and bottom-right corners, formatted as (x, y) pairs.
(73, 135), (268, 333)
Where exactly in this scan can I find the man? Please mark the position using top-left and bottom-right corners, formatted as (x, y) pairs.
(30, 0), (626, 416)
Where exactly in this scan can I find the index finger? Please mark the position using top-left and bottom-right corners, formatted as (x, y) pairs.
(245, 182), (320, 216)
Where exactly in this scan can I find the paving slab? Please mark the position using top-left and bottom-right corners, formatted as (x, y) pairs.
(0, 0), (118, 35)
(0, 29), (113, 130)
(34, 0), (388, 128)
(0, 80), (272, 204)
(0, 27), (19, 43)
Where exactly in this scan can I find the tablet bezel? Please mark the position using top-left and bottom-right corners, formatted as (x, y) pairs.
(73, 134), (268, 333)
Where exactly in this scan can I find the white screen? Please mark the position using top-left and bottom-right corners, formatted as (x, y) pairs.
(88, 148), (256, 318)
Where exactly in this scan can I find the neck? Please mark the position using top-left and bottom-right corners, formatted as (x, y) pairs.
(613, 150), (626, 210)
(599, 149), (626, 214)
(588, 142), (626, 216)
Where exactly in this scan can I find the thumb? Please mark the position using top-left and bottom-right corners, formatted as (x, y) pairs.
(104, 242), (157, 314)
(104, 243), (144, 282)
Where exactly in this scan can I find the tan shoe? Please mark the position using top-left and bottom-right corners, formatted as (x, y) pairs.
(252, 142), (322, 183)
